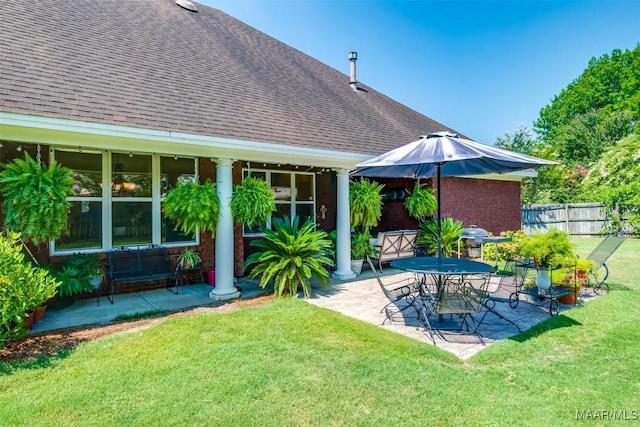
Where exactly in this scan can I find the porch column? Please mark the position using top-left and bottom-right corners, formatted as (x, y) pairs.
(332, 168), (356, 280)
(210, 158), (241, 301)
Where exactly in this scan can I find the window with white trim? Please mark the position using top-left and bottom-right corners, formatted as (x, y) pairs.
(242, 169), (316, 236)
(51, 150), (197, 254)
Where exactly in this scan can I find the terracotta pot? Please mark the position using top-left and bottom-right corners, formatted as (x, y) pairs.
(557, 286), (579, 305)
(23, 312), (35, 330)
(34, 305), (48, 322)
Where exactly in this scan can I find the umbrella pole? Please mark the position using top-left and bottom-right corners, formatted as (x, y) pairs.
(437, 164), (442, 260)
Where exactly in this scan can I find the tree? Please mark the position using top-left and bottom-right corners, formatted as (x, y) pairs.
(535, 46), (640, 145)
(579, 135), (640, 232)
(494, 124), (538, 155)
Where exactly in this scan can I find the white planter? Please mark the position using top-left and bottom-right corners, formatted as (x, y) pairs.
(88, 274), (104, 289)
(536, 269), (551, 290)
(351, 259), (364, 276)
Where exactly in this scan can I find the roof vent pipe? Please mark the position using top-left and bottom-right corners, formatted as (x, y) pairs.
(349, 51), (358, 91)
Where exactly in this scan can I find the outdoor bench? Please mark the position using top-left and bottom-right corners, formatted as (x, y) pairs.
(107, 245), (177, 303)
(370, 230), (418, 271)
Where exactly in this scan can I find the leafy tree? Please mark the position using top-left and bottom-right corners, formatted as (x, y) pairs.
(555, 109), (634, 166)
(494, 124), (538, 155)
(535, 46), (640, 145)
(579, 135), (640, 232)
(521, 46), (639, 204)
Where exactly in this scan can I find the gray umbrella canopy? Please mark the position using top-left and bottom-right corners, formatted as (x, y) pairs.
(354, 131), (556, 178)
(354, 131), (557, 259)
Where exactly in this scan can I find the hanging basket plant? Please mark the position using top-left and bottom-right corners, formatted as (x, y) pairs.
(349, 178), (384, 231)
(404, 181), (437, 221)
(0, 153), (74, 244)
(162, 178), (220, 236)
(230, 176), (276, 228)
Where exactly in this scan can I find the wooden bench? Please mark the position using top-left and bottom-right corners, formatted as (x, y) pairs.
(370, 230), (418, 271)
(107, 245), (177, 303)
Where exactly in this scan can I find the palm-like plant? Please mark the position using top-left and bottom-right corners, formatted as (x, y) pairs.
(244, 216), (333, 298)
(417, 217), (463, 257)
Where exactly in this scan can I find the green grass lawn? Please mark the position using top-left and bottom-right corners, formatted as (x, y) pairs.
(1, 238), (639, 426)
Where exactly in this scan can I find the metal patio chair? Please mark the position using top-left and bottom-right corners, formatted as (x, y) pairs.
(585, 234), (627, 294)
(432, 273), (491, 335)
(366, 257), (420, 324)
(473, 259), (528, 333)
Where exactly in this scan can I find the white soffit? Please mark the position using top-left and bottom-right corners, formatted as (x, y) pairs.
(0, 113), (370, 169)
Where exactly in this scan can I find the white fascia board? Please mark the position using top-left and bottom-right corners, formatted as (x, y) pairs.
(455, 170), (537, 181)
(0, 113), (370, 169)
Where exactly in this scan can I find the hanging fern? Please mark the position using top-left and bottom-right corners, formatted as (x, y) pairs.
(0, 153), (73, 244)
(230, 176), (275, 228)
(349, 178), (384, 231)
(404, 181), (437, 221)
(162, 178), (219, 236)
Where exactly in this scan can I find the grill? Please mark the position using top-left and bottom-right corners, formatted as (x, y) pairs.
(459, 226), (488, 258)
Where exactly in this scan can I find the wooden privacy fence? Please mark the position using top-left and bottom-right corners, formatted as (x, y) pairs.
(521, 203), (606, 236)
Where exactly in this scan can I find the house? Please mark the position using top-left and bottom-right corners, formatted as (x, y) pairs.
(0, 0), (524, 300)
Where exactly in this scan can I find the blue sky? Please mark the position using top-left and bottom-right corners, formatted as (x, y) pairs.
(200, 0), (639, 145)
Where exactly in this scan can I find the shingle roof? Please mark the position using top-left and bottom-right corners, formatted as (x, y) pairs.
(0, 0), (461, 156)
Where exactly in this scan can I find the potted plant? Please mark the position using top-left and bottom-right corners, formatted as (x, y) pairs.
(162, 178), (220, 237)
(0, 153), (74, 246)
(177, 248), (202, 270)
(230, 176), (276, 228)
(552, 258), (594, 304)
(88, 266), (105, 290)
(349, 178), (383, 274)
(404, 181), (437, 221)
(518, 229), (575, 290)
(244, 216), (333, 298)
(350, 230), (373, 275)
(349, 178), (384, 231)
(416, 217), (463, 257)
(0, 232), (59, 345)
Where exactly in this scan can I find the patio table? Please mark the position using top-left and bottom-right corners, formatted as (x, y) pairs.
(391, 257), (494, 332)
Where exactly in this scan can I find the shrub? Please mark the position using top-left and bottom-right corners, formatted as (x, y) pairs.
(0, 233), (59, 346)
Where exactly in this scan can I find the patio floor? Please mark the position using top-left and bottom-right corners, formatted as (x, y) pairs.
(29, 267), (594, 360)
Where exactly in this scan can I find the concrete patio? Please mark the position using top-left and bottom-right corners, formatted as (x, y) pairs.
(29, 267), (593, 360)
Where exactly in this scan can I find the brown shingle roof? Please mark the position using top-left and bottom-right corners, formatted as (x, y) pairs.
(0, 0), (460, 155)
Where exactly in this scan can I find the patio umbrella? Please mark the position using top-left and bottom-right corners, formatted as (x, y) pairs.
(354, 131), (557, 259)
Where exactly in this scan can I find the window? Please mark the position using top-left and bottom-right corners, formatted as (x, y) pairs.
(54, 150), (103, 250)
(51, 150), (197, 254)
(242, 169), (316, 236)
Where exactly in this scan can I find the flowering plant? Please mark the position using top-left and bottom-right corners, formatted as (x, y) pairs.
(559, 258), (595, 288)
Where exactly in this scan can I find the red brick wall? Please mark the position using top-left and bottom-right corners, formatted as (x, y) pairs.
(361, 176), (521, 235)
(432, 177), (522, 235)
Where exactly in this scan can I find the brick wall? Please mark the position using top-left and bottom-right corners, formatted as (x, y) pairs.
(434, 177), (522, 234)
(364, 176), (521, 235)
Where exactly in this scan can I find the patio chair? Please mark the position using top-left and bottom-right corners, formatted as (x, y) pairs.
(472, 259), (527, 333)
(433, 273), (491, 334)
(366, 257), (420, 325)
(585, 234), (626, 294)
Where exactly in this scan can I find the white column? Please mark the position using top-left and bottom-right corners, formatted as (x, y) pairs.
(209, 158), (241, 301)
(332, 168), (356, 280)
